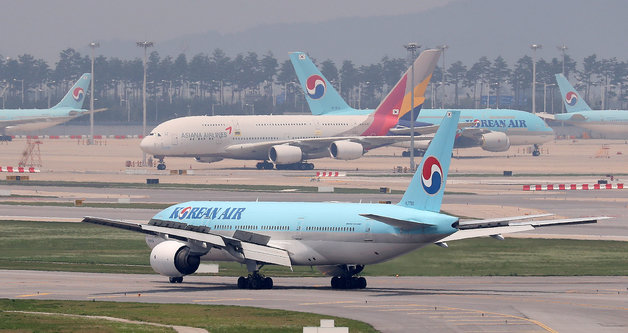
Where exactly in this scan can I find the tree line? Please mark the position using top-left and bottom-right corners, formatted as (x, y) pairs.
(1, 47), (627, 123)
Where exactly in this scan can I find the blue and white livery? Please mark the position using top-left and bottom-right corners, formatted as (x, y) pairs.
(0, 74), (104, 135)
(547, 74), (628, 139)
(84, 111), (602, 290)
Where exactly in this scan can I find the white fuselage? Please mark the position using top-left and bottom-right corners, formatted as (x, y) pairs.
(140, 114), (374, 160)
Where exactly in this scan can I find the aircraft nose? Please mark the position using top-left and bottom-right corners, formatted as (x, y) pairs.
(140, 136), (153, 152)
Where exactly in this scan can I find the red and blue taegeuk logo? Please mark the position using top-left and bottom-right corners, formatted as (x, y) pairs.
(72, 87), (85, 101)
(421, 156), (443, 195)
(306, 75), (326, 99)
(565, 91), (578, 106)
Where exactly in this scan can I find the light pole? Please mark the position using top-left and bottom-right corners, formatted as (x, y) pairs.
(439, 44), (448, 108)
(404, 42), (420, 171)
(13, 79), (24, 107)
(88, 41), (99, 144)
(543, 83), (556, 113)
(530, 44), (542, 114)
(137, 41), (154, 165)
(557, 44), (568, 113)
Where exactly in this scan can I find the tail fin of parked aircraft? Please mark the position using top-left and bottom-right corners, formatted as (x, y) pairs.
(52, 73), (91, 109)
(397, 49), (441, 125)
(289, 52), (353, 115)
(360, 49), (441, 136)
(398, 110), (460, 212)
(555, 73), (592, 113)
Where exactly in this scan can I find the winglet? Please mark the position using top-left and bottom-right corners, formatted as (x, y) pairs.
(555, 73), (592, 113)
(398, 110), (460, 212)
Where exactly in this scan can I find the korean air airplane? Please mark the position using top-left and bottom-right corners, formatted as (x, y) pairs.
(0, 74), (104, 136)
(140, 49), (442, 170)
(290, 52), (554, 156)
(545, 74), (628, 139)
(85, 111), (602, 290)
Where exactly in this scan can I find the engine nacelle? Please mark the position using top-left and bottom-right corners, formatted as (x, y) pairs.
(195, 156), (224, 163)
(329, 141), (364, 160)
(268, 145), (302, 164)
(149, 240), (201, 277)
(481, 132), (511, 152)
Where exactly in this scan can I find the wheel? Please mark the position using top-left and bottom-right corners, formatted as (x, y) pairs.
(402, 151), (409, 157)
(263, 277), (273, 289)
(307, 163), (314, 170)
(176, 277), (183, 283)
(357, 277), (367, 289)
(237, 276), (247, 289)
(532, 150), (540, 156)
(331, 276), (340, 289)
(169, 277), (177, 283)
(157, 163), (166, 170)
(299, 163), (308, 170)
(249, 277), (261, 290)
(256, 162), (264, 170)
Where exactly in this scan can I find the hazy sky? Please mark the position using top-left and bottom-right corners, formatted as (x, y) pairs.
(0, 0), (458, 62)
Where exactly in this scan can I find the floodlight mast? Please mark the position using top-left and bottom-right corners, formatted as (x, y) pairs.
(137, 41), (154, 165)
(89, 41), (99, 145)
(404, 42), (420, 171)
(530, 44), (542, 114)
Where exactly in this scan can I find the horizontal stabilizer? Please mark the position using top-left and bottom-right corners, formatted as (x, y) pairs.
(360, 213), (436, 230)
(439, 215), (608, 243)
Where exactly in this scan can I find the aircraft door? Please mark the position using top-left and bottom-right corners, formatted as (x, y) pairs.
(170, 132), (178, 146)
(293, 218), (303, 240)
(364, 221), (373, 242)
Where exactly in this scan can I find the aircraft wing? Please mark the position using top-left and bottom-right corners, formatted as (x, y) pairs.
(82, 216), (292, 268)
(223, 135), (432, 156)
(389, 122), (473, 136)
(437, 215), (609, 243)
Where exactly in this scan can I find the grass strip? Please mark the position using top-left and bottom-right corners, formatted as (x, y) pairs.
(1, 220), (628, 276)
(0, 299), (375, 333)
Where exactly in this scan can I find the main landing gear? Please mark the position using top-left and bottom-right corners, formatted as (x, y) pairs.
(168, 276), (183, 283)
(237, 260), (273, 289)
(256, 161), (274, 170)
(330, 264), (367, 289)
(237, 272), (274, 290)
(532, 144), (541, 157)
(256, 161), (315, 170)
(402, 149), (425, 157)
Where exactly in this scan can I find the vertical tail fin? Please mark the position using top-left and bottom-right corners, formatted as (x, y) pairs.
(398, 49), (441, 124)
(289, 52), (352, 115)
(360, 49), (441, 136)
(398, 111), (460, 212)
(52, 73), (91, 109)
(555, 73), (592, 113)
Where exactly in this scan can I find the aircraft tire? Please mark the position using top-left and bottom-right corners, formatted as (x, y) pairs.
(157, 163), (166, 170)
(357, 277), (367, 289)
(169, 277), (177, 283)
(237, 276), (247, 289)
(263, 277), (273, 289)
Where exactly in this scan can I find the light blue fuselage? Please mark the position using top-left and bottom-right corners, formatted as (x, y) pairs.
(149, 201), (458, 266)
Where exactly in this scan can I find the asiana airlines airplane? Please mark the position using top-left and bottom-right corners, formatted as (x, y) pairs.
(84, 111), (604, 290)
(139, 49), (442, 170)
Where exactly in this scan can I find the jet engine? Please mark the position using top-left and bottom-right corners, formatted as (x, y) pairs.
(481, 132), (511, 152)
(329, 141), (364, 160)
(268, 145), (302, 164)
(149, 240), (201, 277)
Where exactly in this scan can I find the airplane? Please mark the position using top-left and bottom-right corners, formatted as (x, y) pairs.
(0, 74), (104, 138)
(290, 52), (554, 156)
(140, 49), (442, 171)
(84, 111), (604, 290)
(540, 74), (628, 139)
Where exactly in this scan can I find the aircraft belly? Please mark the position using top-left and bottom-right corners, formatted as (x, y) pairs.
(507, 132), (554, 145)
